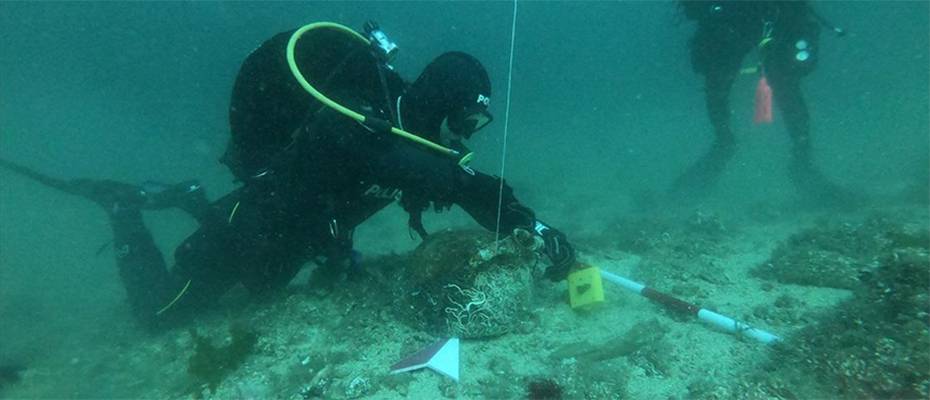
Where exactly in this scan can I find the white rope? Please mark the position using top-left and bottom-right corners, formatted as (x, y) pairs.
(494, 0), (518, 246)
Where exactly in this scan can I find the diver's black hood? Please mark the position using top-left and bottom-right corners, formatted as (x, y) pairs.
(402, 52), (491, 140)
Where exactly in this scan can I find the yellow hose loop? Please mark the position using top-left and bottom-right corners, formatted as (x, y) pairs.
(286, 22), (465, 161)
(286, 23), (367, 122)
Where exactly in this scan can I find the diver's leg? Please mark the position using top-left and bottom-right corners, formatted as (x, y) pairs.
(704, 68), (739, 160)
(20, 177), (191, 328)
(151, 231), (240, 325)
(765, 20), (857, 207)
(766, 74), (813, 172)
(107, 205), (185, 328)
(671, 28), (749, 196)
(67, 179), (213, 329)
(139, 180), (212, 223)
(770, 16), (854, 204)
(0, 159), (217, 327)
(764, 19), (817, 188)
(149, 191), (249, 324)
(767, 71), (855, 206)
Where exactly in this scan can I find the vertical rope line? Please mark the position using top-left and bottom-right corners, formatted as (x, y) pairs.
(494, 0), (518, 246)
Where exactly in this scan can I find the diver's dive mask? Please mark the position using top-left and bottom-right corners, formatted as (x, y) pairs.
(449, 93), (493, 139)
(446, 106), (493, 139)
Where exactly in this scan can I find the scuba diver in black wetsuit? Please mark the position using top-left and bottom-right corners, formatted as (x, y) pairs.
(672, 1), (854, 204)
(0, 23), (576, 330)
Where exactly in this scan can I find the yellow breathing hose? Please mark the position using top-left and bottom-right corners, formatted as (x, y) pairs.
(286, 22), (474, 166)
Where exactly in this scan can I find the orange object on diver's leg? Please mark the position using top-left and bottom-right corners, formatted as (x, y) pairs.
(754, 75), (773, 124)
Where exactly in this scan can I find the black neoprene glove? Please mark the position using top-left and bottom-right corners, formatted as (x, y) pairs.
(535, 221), (576, 281)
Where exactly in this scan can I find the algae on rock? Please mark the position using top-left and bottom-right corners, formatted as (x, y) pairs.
(187, 323), (258, 394)
(752, 214), (926, 290)
(747, 242), (929, 398)
(401, 229), (540, 338)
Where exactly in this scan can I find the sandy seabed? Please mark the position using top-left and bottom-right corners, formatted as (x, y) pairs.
(3, 201), (927, 400)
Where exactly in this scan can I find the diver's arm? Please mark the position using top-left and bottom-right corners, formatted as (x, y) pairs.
(451, 172), (577, 280)
(450, 170), (534, 232)
(370, 142), (577, 279)
(366, 136), (532, 230)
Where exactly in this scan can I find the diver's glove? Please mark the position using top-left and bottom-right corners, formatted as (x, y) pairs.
(534, 220), (576, 281)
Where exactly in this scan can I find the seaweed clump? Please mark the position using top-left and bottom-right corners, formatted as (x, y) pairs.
(527, 378), (563, 400)
(748, 246), (930, 399)
(187, 324), (258, 395)
(796, 248), (929, 398)
(752, 214), (927, 289)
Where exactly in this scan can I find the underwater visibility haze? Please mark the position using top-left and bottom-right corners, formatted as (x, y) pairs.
(0, 1), (928, 399)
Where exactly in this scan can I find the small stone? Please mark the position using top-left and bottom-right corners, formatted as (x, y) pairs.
(344, 376), (370, 399)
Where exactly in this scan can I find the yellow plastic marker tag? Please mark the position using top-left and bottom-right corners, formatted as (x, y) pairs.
(567, 264), (605, 310)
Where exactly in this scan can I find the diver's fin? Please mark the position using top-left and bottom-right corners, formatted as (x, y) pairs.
(0, 157), (146, 210)
(0, 157), (78, 195)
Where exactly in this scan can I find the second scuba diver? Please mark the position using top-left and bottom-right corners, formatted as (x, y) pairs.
(672, 1), (855, 205)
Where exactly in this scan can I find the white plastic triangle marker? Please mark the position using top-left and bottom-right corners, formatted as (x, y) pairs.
(390, 337), (460, 382)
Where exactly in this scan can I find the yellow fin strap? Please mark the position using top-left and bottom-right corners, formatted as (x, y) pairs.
(156, 279), (192, 316)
